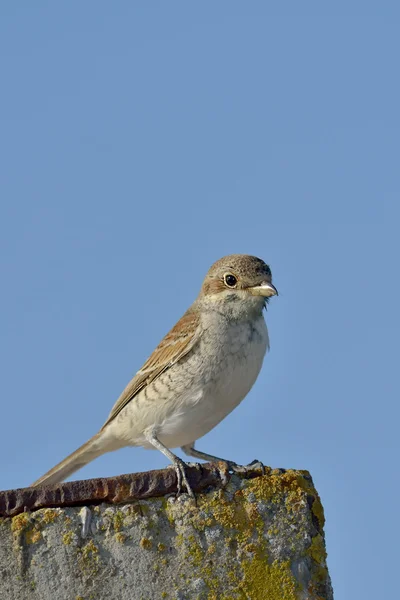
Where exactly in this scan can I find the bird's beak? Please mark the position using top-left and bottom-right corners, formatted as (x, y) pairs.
(247, 281), (278, 298)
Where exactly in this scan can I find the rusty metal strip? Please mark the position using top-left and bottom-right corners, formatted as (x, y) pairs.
(0, 462), (271, 518)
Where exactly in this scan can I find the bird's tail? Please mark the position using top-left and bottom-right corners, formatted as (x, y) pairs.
(31, 431), (113, 487)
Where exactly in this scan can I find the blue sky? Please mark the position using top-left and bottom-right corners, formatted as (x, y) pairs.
(0, 3), (398, 598)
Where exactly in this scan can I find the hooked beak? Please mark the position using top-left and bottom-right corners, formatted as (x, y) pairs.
(247, 281), (278, 298)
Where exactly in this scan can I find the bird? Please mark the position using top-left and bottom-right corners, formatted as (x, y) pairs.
(31, 254), (278, 497)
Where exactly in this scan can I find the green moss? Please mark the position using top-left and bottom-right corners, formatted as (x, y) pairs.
(115, 532), (127, 544)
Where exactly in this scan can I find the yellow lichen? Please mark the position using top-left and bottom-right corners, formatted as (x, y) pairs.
(137, 502), (150, 516)
(244, 542), (258, 553)
(5, 469), (329, 598)
(25, 529), (41, 544)
(11, 508), (64, 547)
(11, 513), (30, 533)
(41, 509), (59, 524)
(196, 480), (298, 598)
(311, 496), (325, 529)
(11, 512), (39, 547)
(63, 531), (74, 546)
(113, 510), (124, 532)
(308, 534), (328, 582)
(81, 539), (98, 559)
(241, 555), (297, 600)
(78, 539), (100, 577)
(244, 469), (303, 504)
(163, 470), (330, 598)
(11, 510), (60, 546)
(207, 543), (216, 555)
(243, 468), (326, 533)
(309, 534), (327, 564)
(140, 537), (152, 550)
(185, 535), (204, 567)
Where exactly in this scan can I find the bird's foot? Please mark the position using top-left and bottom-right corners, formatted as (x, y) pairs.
(227, 459), (266, 476)
(173, 457), (196, 500)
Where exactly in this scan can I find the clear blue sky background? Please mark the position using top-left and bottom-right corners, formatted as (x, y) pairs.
(1, 3), (398, 598)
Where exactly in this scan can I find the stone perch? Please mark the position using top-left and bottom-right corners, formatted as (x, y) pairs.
(0, 463), (333, 599)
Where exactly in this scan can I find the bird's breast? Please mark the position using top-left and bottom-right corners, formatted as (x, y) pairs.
(200, 316), (269, 409)
(157, 315), (269, 447)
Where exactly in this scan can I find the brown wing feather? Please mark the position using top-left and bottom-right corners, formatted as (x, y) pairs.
(101, 308), (201, 429)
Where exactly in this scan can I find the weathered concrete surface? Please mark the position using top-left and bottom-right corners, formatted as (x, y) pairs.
(0, 466), (333, 600)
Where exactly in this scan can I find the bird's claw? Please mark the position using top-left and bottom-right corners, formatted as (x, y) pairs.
(247, 459), (266, 475)
(173, 458), (196, 500)
(227, 459), (266, 476)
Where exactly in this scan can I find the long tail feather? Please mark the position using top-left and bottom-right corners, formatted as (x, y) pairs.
(31, 432), (110, 487)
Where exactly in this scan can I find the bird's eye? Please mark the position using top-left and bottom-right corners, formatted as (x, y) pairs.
(224, 274), (237, 287)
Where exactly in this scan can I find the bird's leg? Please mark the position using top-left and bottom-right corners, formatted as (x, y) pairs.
(181, 444), (233, 464)
(145, 430), (195, 499)
(181, 444), (266, 475)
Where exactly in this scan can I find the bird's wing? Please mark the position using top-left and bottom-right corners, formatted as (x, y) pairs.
(101, 308), (201, 429)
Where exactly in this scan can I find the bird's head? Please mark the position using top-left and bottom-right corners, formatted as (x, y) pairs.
(198, 254), (278, 318)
